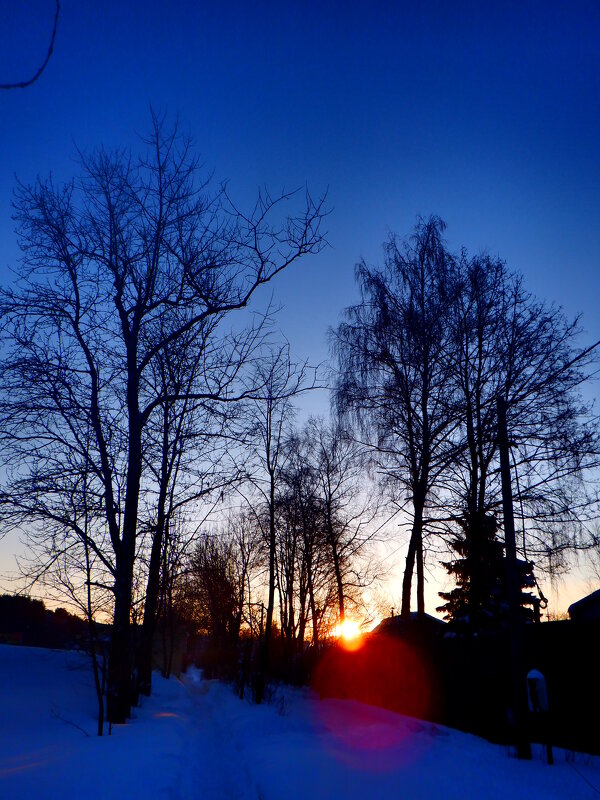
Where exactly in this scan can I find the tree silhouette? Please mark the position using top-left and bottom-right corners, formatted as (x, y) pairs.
(333, 217), (458, 619)
(0, 113), (325, 721)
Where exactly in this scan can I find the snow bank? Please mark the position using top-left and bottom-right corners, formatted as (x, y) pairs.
(0, 644), (598, 799)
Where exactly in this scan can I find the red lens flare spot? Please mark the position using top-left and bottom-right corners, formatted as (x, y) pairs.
(311, 634), (434, 765)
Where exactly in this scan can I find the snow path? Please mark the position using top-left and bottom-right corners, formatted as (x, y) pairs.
(171, 676), (261, 800)
(0, 646), (261, 800)
(1, 645), (600, 800)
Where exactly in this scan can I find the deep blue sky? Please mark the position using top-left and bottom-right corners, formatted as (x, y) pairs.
(1, 1), (599, 369)
(1, 1), (599, 606)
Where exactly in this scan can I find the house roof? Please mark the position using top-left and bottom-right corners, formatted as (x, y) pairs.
(568, 587), (600, 616)
(372, 611), (445, 636)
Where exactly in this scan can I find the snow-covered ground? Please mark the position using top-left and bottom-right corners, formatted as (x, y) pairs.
(0, 644), (598, 799)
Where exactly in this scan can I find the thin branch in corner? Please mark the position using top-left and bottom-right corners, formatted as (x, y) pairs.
(0, 0), (60, 90)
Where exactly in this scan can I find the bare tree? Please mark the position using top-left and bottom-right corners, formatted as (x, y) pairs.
(279, 431), (325, 649)
(332, 216), (458, 620)
(188, 534), (241, 645)
(240, 346), (313, 700)
(303, 417), (377, 626)
(0, 112), (325, 721)
(273, 478), (304, 662)
(9, 415), (113, 735)
(134, 321), (249, 697)
(439, 251), (600, 627)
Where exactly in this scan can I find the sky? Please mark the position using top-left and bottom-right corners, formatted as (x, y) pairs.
(0, 0), (599, 613)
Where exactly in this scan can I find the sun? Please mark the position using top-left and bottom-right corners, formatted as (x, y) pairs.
(339, 618), (361, 640)
(333, 618), (363, 650)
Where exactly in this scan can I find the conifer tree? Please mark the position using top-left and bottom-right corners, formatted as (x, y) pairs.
(437, 511), (542, 630)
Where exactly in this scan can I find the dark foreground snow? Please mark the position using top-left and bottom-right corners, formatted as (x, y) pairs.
(0, 644), (598, 799)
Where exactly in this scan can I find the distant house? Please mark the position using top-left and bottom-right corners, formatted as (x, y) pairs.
(568, 588), (600, 622)
(373, 611), (446, 638)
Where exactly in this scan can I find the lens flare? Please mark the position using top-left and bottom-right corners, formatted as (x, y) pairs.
(311, 633), (434, 762)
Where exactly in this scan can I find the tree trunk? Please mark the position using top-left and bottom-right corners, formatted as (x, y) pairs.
(401, 497), (425, 620)
(137, 401), (171, 697)
(84, 528), (104, 736)
(498, 396), (531, 759)
(136, 523), (163, 697)
(165, 578), (175, 679)
(107, 564), (134, 724)
(107, 367), (142, 723)
(257, 471), (276, 704)
(309, 584), (319, 647)
(416, 527), (425, 618)
(326, 512), (345, 625)
(89, 618), (105, 737)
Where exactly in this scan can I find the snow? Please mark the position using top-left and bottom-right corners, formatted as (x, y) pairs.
(1, 644), (598, 799)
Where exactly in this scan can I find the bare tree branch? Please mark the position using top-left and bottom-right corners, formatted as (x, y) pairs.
(0, 1), (60, 90)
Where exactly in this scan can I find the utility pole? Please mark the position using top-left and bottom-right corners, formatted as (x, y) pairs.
(497, 396), (531, 760)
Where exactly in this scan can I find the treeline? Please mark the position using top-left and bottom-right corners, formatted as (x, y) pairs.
(0, 117), (597, 731)
(167, 415), (376, 695)
(0, 594), (88, 648)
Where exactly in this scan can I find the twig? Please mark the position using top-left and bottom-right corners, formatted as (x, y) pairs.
(1, 1), (60, 90)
